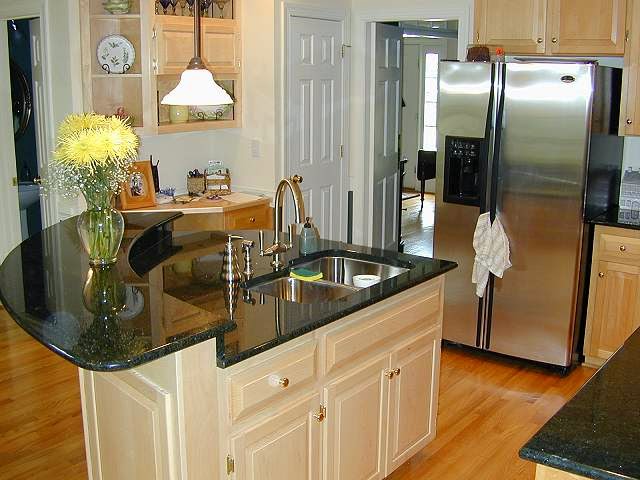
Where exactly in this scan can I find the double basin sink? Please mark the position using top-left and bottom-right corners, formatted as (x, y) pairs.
(244, 252), (411, 304)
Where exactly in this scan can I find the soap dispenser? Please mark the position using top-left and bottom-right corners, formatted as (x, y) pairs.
(220, 234), (243, 283)
(299, 217), (319, 255)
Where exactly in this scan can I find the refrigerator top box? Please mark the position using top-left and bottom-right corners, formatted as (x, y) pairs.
(434, 60), (624, 368)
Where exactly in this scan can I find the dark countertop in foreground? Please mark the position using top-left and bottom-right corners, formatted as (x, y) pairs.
(0, 213), (456, 372)
(586, 206), (640, 231)
(520, 326), (640, 480)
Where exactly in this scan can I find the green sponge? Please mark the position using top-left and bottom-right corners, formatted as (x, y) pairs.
(290, 268), (323, 282)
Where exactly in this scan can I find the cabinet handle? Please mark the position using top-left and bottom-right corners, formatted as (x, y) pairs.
(620, 245), (627, 252)
(278, 377), (290, 388)
(249, 217), (256, 223)
(393, 368), (401, 376)
(537, 37), (543, 44)
(627, 118), (633, 125)
(313, 405), (326, 422)
(384, 370), (395, 379)
(599, 272), (605, 278)
(551, 37), (558, 43)
(269, 375), (290, 388)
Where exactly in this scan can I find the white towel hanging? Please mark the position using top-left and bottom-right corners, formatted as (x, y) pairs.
(472, 213), (512, 297)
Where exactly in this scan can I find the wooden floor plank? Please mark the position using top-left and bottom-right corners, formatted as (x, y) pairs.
(0, 305), (593, 479)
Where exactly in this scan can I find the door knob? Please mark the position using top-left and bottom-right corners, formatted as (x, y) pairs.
(33, 177), (42, 185)
(598, 272), (605, 278)
(537, 37), (543, 44)
(393, 368), (401, 376)
(627, 118), (633, 125)
(551, 37), (558, 43)
(620, 245), (627, 252)
(384, 370), (395, 379)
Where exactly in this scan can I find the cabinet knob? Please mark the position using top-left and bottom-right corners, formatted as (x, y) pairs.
(551, 37), (558, 43)
(278, 377), (290, 388)
(537, 37), (543, 44)
(620, 245), (627, 252)
(599, 272), (605, 278)
(384, 370), (395, 379)
(393, 368), (401, 376)
(627, 118), (633, 125)
(249, 217), (256, 223)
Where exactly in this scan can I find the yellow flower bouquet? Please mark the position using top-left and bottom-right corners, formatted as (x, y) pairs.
(50, 113), (139, 265)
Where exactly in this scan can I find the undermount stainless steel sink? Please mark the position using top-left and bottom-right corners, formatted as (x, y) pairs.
(249, 277), (358, 304)
(293, 256), (410, 288)
(247, 254), (411, 304)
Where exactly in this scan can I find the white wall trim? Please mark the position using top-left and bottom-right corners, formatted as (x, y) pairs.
(350, 2), (473, 246)
(277, 2), (352, 241)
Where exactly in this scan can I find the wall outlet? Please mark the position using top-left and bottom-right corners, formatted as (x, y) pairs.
(251, 139), (261, 158)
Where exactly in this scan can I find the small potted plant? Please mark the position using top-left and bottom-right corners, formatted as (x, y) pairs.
(50, 113), (139, 265)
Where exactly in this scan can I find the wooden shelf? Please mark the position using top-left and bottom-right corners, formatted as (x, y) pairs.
(90, 14), (141, 19)
(157, 119), (240, 134)
(92, 73), (143, 78)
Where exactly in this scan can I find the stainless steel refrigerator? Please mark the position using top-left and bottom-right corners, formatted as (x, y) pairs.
(434, 60), (624, 367)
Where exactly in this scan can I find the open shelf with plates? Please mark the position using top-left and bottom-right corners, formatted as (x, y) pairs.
(80, 0), (242, 135)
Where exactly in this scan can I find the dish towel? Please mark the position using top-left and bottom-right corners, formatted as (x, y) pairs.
(472, 213), (512, 297)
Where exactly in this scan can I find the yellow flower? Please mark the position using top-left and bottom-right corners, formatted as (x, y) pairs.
(58, 113), (109, 137)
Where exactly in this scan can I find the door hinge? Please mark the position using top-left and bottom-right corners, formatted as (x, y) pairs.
(313, 404), (327, 422)
(11, 177), (17, 187)
(152, 26), (157, 39)
(340, 145), (344, 158)
(341, 44), (351, 58)
(626, 29), (630, 42)
(226, 455), (235, 475)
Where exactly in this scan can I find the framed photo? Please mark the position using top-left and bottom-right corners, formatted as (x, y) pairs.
(119, 160), (157, 210)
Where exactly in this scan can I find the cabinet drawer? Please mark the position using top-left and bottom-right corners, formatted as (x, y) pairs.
(600, 233), (640, 263)
(227, 339), (317, 422)
(323, 281), (442, 374)
(224, 205), (271, 230)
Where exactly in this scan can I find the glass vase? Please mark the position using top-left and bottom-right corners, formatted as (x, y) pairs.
(77, 203), (125, 266)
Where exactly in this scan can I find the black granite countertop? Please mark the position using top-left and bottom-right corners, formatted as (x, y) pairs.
(586, 206), (640, 231)
(520, 326), (640, 479)
(0, 213), (456, 372)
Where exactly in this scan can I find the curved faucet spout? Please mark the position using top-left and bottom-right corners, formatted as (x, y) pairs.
(274, 175), (306, 236)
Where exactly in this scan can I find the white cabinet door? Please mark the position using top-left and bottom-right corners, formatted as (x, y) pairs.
(230, 393), (321, 480)
(386, 328), (441, 475)
(324, 355), (390, 480)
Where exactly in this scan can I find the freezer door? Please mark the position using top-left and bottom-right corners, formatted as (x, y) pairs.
(435, 62), (492, 347)
(488, 62), (594, 366)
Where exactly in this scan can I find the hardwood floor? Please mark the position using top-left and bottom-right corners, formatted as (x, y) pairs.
(401, 192), (435, 258)
(0, 310), (593, 480)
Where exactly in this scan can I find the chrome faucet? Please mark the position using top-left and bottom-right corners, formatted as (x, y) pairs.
(259, 175), (306, 269)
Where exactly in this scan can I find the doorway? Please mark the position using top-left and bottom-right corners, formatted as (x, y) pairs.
(400, 20), (458, 257)
(365, 19), (460, 255)
(8, 18), (44, 241)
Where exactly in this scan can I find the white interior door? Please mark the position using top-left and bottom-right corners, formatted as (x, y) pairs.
(30, 18), (53, 228)
(287, 15), (344, 241)
(0, 21), (23, 262)
(371, 23), (403, 251)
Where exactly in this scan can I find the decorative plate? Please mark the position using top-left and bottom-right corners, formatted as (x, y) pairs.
(119, 286), (145, 321)
(96, 34), (135, 74)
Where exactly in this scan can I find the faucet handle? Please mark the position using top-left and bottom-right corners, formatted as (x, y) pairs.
(227, 234), (243, 243)
(242, 239), (255, 252)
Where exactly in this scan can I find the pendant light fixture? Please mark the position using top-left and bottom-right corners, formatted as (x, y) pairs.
(161, 0), (234, 106)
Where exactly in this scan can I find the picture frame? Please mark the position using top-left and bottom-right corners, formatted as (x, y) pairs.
(119, 160), (157, 210)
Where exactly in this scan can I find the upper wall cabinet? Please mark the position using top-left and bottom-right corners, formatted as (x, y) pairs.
(474, 0), (547, 54)
(547, 0), (626, 55)
(474, 0), (627, 56)
(80, 0), (242, 135)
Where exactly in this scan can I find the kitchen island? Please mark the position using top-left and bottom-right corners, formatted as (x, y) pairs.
(0, 213), (455, 480)
(520, 325), (640, 480)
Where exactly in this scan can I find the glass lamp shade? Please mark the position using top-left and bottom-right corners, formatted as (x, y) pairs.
(161, 68), (234, 106)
